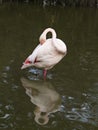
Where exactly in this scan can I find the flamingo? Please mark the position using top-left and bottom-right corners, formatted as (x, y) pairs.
(21, 28), (67, 79)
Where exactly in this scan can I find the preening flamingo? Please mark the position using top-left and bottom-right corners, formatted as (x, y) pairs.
(21, 28), (67, 79)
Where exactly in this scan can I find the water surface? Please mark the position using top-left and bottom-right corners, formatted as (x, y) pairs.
(0, 4), (98, 130)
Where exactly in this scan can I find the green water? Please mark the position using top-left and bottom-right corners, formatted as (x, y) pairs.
(0, 4), (98, 130)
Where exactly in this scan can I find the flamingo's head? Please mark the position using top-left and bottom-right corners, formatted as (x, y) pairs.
(40, 38), (46, 45)
(21, 56), (33, 70)
(39, 33), (46, 45)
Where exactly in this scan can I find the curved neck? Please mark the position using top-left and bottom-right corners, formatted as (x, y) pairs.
(39, 28), (57, 43)
(43, 28), (57, 39)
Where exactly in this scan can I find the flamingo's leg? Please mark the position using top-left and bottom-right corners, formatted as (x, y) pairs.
(43, 69), (47, 80)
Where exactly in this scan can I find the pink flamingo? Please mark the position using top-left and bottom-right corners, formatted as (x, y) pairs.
(21, 28), (67, 79)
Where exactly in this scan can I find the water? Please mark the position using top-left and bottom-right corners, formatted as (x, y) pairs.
(0, 4), (98, 130)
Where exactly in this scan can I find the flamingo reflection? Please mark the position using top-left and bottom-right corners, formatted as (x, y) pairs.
(21, 78), (61, 125)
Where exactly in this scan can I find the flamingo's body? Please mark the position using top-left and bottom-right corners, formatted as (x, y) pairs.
(21, 28), (67, 79)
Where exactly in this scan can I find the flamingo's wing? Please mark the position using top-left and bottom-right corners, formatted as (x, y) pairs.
(28, 44), (42, 63)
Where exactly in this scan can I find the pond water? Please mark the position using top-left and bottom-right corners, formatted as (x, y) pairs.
(0, 4), (98, 130)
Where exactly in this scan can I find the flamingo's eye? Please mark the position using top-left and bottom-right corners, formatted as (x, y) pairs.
(25, 60), (32, 64)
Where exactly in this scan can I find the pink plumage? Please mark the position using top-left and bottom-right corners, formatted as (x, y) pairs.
(21, 28), (67, 79)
